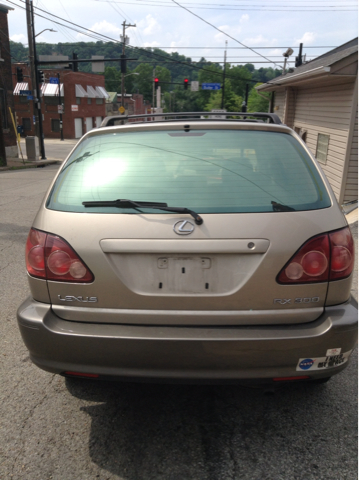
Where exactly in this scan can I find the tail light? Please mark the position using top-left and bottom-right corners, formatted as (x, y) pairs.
(26, 228), (94, 283)
(277, 226), (354, 284)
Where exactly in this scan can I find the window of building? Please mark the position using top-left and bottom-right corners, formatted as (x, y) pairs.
(23, 118), (31, 131)
(0, 89), (7, 128)
(51, 119), (60, 132)
(316, 134), (330, 164)
(96, 98), (104, 105)
(87, 98), (92, 105)
(44, 96), (60, 106)
(76, 97), (81, 105)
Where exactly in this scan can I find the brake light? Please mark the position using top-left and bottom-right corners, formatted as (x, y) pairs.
(329, 228), (354, 280)
(25, 228), (94, 283)
(277, 227), (354, 284)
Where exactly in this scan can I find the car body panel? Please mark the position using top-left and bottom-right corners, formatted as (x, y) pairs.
(17, 296), (357, 380)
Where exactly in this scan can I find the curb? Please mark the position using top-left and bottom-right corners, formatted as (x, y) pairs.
(0, 159), (62, 171)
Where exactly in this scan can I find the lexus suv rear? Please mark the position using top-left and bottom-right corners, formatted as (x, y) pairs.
(17, 113), (357, 384)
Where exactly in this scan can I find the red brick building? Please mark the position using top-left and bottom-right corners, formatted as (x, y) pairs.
(0, 3), (18, 159)
(12, 65), (109, 139)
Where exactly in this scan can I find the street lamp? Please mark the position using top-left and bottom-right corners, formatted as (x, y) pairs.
(282, 47), (294, 74)
(124, 72), (139, 78)
(35, 28), (56, 38)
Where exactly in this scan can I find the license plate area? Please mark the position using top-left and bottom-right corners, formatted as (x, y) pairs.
(157, 257), (212, 293)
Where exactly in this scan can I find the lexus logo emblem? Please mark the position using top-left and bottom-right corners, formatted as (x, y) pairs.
(173, 220), (195, 235)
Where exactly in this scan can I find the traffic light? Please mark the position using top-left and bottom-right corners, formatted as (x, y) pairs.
(120, 54), (126, 74)
(16, 67), (23, 82)
(154, 77), (159, 90)
(184, 78), (189, 90)
(38, 70), (45, 84)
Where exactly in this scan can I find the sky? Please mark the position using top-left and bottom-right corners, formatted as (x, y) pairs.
(3, 0), (358, 69)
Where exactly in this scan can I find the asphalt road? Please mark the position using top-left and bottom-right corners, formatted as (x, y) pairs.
(0, 165), (357, 480)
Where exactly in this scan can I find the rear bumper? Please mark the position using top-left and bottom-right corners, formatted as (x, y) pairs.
(17, 297), (358, 381)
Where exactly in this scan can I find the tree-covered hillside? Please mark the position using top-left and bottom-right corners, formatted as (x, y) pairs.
(10, 40), (281, 112)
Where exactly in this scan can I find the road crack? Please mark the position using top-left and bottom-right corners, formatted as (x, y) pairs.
(10, 375), (56, 477)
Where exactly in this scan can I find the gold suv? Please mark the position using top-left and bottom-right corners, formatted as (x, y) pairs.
(17, 113), (357, 384)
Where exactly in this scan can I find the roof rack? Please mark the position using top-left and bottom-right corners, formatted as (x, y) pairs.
(100, 112), (282, 127)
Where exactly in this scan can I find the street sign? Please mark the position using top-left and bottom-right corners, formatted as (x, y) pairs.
(71, 105), (79, 112)
(210, 109), (227, 119)
(202, 83), (221, 90)
(49, 77), (59, 84)
(57, 105), (64, 114)
(119, 106), (125, 114)
(20, 90), (31, 95)
(92, 55), (105, 73)
(27, 95), (33, 100)
(191, 81), (199, 92)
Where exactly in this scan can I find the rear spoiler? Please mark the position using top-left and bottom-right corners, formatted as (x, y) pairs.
(100, 112), (282, 127)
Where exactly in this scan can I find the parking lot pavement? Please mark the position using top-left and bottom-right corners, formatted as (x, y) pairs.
(0, 166), (357, 480)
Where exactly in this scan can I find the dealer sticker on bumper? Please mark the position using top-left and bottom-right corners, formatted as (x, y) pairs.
(296, 350), (352, 371)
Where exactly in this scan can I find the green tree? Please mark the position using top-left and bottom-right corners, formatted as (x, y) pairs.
(227, 65), (252, 97)
(197, 64), (223, 110)
(205, 79), (242, 112)
(133, 63), (154, 102)
(104, 66), (120, 92)
(247, 83), (271, 112)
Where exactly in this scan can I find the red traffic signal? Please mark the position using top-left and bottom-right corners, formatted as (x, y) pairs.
(184, 78), (189, 90)
(154, 77), (159, 89)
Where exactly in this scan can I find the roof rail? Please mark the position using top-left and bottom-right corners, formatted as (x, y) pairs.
(100, 112), (282, 127)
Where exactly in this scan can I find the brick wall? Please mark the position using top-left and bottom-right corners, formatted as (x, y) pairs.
(0, 6), (17, 151)
(12, 65), (107, 139)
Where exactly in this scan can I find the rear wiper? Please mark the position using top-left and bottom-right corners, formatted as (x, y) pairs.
(271, 201), (296, 212)
(82, 199), (204, 225)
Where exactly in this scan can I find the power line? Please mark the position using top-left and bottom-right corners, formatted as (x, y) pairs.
(171, 0), (283, 67)
(94, 0), (357, 10)
(31, 42), (339, 50)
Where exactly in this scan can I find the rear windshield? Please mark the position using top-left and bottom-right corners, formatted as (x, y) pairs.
(47, 129), (331, 214)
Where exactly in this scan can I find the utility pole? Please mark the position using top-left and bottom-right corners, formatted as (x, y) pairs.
(120, 21), (136, 112)
(152, 67), (155, 112)
(221, 41), (227, 109)
(26, 0), (46, 158)
(242, 84), (249, 113)
(57, 73), (64, 141)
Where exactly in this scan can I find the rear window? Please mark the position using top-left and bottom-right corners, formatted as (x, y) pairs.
(46, 129), (331, 214)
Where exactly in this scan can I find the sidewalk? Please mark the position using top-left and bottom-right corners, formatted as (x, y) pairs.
(0, 138), (78, 170)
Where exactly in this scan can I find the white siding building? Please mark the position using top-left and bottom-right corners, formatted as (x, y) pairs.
(257, 39), (358, 205)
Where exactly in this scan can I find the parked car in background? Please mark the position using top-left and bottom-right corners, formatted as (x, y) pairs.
(17, 112), (357, 385)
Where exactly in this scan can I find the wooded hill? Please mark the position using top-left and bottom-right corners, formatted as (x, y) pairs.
(10, 40), (282, 112)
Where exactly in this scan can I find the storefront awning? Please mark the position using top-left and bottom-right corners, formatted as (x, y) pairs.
(41, 83), (64, 96)
(75, 84), (88, 97)
(13, 82), (29, 95)
(87, 86), (99, 98)
(95, 86), (110, 99)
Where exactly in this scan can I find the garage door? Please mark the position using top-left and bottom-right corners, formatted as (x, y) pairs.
(85, 117), (93, 132)
(74, 118), (82, 138)
(95, 116), (102, 127)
